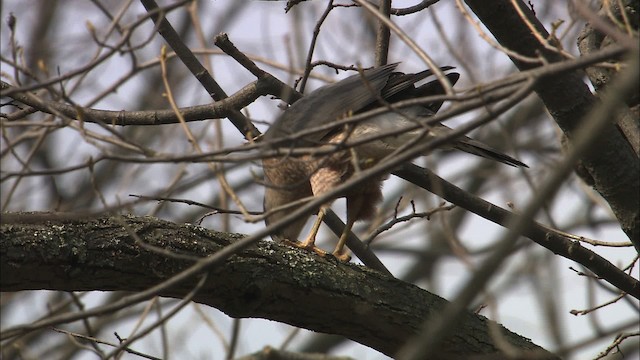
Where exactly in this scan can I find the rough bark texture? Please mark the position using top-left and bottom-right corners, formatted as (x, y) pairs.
(464, 0), (640, 249)
(0, 212), (557, 359)
(577, 0), (640, 157)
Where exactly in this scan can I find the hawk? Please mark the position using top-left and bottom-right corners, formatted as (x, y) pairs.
(262, 63), (526, 260)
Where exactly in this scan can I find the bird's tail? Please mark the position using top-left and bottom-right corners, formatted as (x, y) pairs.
(453, 137), (528, 167)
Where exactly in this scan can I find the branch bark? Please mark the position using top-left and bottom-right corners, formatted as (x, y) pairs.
(0, 212), (556, 358)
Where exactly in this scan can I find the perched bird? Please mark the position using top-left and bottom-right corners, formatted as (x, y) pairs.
(262, 63), (526, 261)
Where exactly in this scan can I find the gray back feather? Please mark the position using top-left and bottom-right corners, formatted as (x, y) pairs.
(264, 63), (399, 146)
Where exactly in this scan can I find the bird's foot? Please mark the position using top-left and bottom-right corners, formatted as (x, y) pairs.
(331, 251), (352, 263)
(282, 239), (328, 257)
(281, 239), (352, 262)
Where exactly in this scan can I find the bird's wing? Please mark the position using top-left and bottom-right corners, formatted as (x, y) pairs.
(381, 72), (460, 112)
(379, 66), (455, 100)
(412, 73), (460, 113)
(264, 63), (399, 145)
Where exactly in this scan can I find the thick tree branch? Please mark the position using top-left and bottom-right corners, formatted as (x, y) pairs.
(577, 0), (640, 156)
(464, 0), (640, 248)
(0, 212), (555, 358)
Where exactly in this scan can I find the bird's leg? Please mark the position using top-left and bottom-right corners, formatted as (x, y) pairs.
(332, 217), (354, 262)
(332, 195), (365, 262)
(294, 206), (328, 256)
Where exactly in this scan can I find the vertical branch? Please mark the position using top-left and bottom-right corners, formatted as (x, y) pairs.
(375, 0), (392, 65)
(298, 0), (335, 93)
